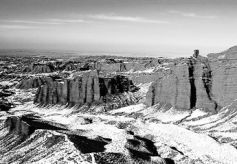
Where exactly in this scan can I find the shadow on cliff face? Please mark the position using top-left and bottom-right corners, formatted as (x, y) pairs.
(67, 135), (112, 153)
(21, 115), (67, 131)
(1, 116), (37, 154)
(5, 116), (36, 138)
(99, 75), (139, 96)
(164, 158), (175, 164)
(0, 89), (15, 111)
(188, 59), (197, 109)
(0, 100), (14, 111)
(126, 135), (158, 161)
(125, 134), (175, 163)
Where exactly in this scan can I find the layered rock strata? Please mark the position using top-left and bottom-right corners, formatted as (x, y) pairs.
(16, 76), (60, 89)
(34, 70), (139, 106)
(146, 51), (221, 112)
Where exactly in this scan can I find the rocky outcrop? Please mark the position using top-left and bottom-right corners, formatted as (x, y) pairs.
(34, 70), (139, 107)
(125, 135), (173, 164)
(1, 115), (171, 164)
(146, 50), (223, 112)
(125, 135), (158, 159)
(95, 60), (149, 73)
(59, 61), (78, 71)
(34, 70), (101, 105)
(4, 116), (33, 138)
(0, 99), (14, 111)
(146, 59), (191, 110)
(23, 63), (55, 73)
(16, 76), (60, 89)
(193, 57), (218, 112)
(0, 89), (15, 111)
(207, 46), (237, 108)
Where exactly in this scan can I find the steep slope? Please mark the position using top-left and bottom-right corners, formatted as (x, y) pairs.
(207, 46), (237, 108)
(0, 112), (172, 164)
(16, 76), (61, 89)
(145, 47), (237, 112)
(34, 70), (139, 108)
(146, 59), (191, 110)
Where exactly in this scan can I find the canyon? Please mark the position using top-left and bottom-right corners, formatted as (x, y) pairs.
(1, 47), (237, 164)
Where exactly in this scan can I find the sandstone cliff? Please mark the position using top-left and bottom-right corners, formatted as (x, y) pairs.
(146, 50), (222, 112)
(34, 70), (139, 107)
(146, 59), (191, 110)
(207, 46), (237, 108)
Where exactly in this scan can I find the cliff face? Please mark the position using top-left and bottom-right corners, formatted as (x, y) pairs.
(16, 76), (59, 89)
(208, 46), (237, 108)
(146, 51), (224, 112)
(146, 60), (191, 110)
(23, 63), (55, 73)
(34, 70), (139, 107)
(193, 57), (218, 112)
(34, 71), (99, 105)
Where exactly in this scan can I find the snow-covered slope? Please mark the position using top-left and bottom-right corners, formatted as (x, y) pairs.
(1, 98), (237, 164)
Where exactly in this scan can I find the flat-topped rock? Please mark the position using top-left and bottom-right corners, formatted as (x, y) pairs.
(34, 70), (139, 107)
(146, 49), (227, 112)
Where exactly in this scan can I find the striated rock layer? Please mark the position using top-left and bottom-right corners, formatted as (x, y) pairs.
(34, 70), (139, 107)
(146, 59), (191, 110)
(16, 76), (61, 89)
(146, 47), (237, 113)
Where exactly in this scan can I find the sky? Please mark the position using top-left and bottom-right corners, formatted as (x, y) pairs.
(0, 0), (237, 57)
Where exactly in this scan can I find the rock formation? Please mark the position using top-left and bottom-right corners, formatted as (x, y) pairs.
(34, 70), (139, 107)
(59, 61), (78, 71)
(0, 89), (15, 111)
(1, 115), (171, 164)
(146, 50), (221, 112)
(146, 59), (191, 110)
(95, 59), (147, 73)
(16, 76), (60, 89)
(125, 134), (174, 164)
(0, 99), (14, 111)
(23, 63), (55, 73)
(207, 46), (237, 108)
(4, 116), (33, 138)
